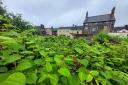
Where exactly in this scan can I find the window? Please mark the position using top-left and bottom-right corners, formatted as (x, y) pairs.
(42, 31), (46, 34)
(77, 31), (79, 34)
(85, 27), (88, 29)
(92, 28), (96, 32)
(103, 26), (108, 31)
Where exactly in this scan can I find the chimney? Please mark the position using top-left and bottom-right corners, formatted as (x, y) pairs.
(51, 26), (53, 29)
(125, 25), (128, 30)
(111, 7), (116, 17)
(86, 11), (88, 18)
(40, 24), (44, 29)
(73, 24), (75, 27)
(75, 25), (77, 28)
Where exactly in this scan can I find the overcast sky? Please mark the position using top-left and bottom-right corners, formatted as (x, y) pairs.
(3, 0), (128, 27)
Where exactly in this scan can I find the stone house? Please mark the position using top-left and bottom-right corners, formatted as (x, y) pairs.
(57, 25), (83, 38)
(52, 28), (58, 36)
(36, 24), (53, 36)
(57, 7), (116, 38)
(83, 7), (116, 36)
(36, 7), (116, 38)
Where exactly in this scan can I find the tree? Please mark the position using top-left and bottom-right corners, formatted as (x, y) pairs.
(8, 13), (34, 31)
(0, 0), (35, 32)
(0, 0), (6, 15)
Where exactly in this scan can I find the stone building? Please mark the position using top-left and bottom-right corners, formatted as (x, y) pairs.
(57, 25), (83, 38)
(36, 7), (116, 38)
(36, 24), (53, 36)
(83, 7), (116, 36)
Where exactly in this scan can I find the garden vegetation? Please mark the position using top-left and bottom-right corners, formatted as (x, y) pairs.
(0, 1), (128, 85)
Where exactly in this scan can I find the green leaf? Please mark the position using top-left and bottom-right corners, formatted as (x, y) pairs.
(78, 59), (89, 67)
(0, 72), (26, 85)
(86, 74), (93, 82)
(46, 62), (52, 72)
(64, 57), (73, 65)
(34, 59), (44, 65)
(54, 57), (62, 65)
(26, 72), (38, 84)
(20, 51), (34, 55)
(45, 57), (54, 62)
(101, 71), (112, 79)
(79, 72), (87, 83)
(54, 54), (64, 58)
(0, 73), (11, 82)
(61, 77), (68, 85)
(0, 36), (22, 50)
(38, 74), (47, 83)
(0, 67), (8, 72)
(90, 70), (99, 76)
(1, 31), (18, 37)
(58, 67), (71, 77)
(4, 54), (22, 65)
(68, 75), (80, 85)
(16, 60), (33, 71)
(50, 74), (58, 85)
(40, 51), (47, 57)
(74, 47), (83, 54)
(104, 66), (112, 71)
(77, 67), (87, 73)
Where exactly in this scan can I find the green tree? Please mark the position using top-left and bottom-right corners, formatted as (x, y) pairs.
(0, 0), (6, 15)
(9, 13), (33, 31)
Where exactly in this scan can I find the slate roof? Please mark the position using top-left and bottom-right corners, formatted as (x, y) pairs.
(85, 14), (115, 23)
(59, 27), (73, 29)
(52, 28), (58, 31)
(114, 27), (124, 32)
(114, 25), (128, 32)
(59, 26), (83, 30)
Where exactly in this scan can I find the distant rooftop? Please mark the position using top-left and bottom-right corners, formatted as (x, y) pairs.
(59, 26), (83, 30)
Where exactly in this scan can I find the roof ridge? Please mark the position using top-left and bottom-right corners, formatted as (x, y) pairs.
(88, 14), (111, 18)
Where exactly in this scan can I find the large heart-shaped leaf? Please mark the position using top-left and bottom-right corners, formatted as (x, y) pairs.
(58, 67), (71, 77)
(78, 59), (89, 67)
(79, 72), (87, 83)
(86, 74), (93, 82)
(68, 75), (80, 85)
(25, 72), (38, 84)
(50, 74), (58, 85)
(16, 60), (33, 71)
(0, 72), (26, 85)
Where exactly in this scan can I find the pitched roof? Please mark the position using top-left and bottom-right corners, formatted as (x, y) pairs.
(85, 14), (115, 23)
(114, 25), (128, 32)
(114, 27), (123, 31)
(59, 26), (73, 29)
(52, 28), (58, 31)
(59, 26), (83, 30)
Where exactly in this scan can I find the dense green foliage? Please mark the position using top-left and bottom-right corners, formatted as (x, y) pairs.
(0, 0), (128, 85)
(0, 29), (128, 85)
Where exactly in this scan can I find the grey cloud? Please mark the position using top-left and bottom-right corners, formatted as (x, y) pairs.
(3, 0), (128, 27)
